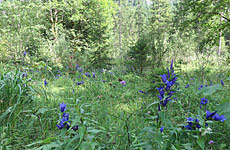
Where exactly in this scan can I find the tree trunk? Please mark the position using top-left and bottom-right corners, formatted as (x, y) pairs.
(218, 12), (223, 56)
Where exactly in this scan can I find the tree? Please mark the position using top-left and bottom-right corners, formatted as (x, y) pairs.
(175, 0), (230, 55)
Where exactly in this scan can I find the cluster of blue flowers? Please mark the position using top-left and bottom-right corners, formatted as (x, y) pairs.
(200, 97), (208, 108)
(206, 111), (226, 122)
(56, 102), (78, 131)
(185, 117), (201, 130)
(157, 59), (177, 110)
(185, 97), (226, 130)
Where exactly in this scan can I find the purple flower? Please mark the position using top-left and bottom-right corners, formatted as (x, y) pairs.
(120, 80), (126, 85)
(208, 140), (214, 144)
(102, 80), (107, 82)
(160, 127), (165, 133)
(60, 102), (67, 112)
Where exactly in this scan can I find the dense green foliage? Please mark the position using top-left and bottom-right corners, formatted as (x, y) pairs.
(1, 0), (230, 149)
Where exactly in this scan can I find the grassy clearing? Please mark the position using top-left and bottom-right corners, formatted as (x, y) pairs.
(0, 63), (230, 149)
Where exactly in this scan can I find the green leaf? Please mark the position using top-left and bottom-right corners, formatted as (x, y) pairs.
(182, 143), (193, 150)
(88, 129), (105, 134)
(36, 108), (48, 115)
(146, 101), (159, 109)
(197, 137), (205, 150)
(197, 84), (222, 96)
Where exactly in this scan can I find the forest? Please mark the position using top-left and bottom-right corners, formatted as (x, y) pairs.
(0, 0), (230, 149)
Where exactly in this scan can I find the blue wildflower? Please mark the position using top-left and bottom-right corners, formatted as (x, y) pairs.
(44, 80), (48, 86)
(170, 59), (173, 70)
(60, 102), (67, 112)
(131, 66), (135, 71)
(126, 65), (131, 70)
(23, 51), (27, 57)
(76, 81), (85, 85)
(220, 80), (224, 86)
(196, 124), (201, 128)
(185, 123), (192, 130)
(185, 84), (190, 88)
(72, 125), (79, 131)
(200, 98), (208, 108)
(212, 114), (226, 122)
(160, 74), (167, 82)
(102, 80), (107, 82)
(160, 127), (165, 133)
(92, 72), (96, 78)
(76, 64), (79, 70)
(78, 67), (83, 73)
(210, 81), (213, 86)
(85, 72), (90, 77)
(198, 85), (203, 90)
(139, 90), (147, 94)
(56, 120), (65, 129)
(206, 111), (217, 119)
(63, 113), (69, 120)
(187, 117), (194, 122)
(22, 72), (27, 78)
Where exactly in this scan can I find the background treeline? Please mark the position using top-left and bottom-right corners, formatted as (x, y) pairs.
(0, 0), (230, 71)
